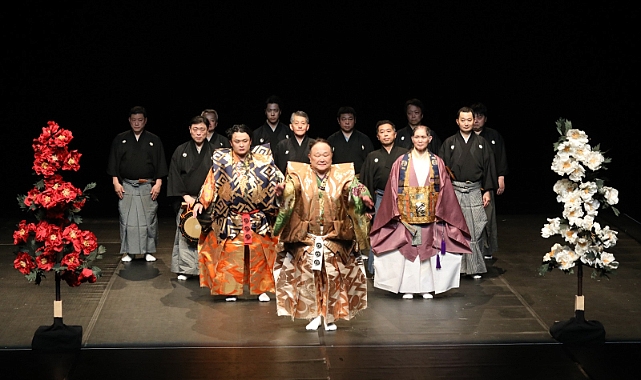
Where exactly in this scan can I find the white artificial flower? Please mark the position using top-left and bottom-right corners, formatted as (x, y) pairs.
(580, 215), (595, 230)
(562, 227), (579, 244)
(556, 141), (575, 156)
(551, 154), (576, 176)
(541, 217), (562, 238)
(598, 252), (619, 269)
(553, 179), (577, 195)
(568, 163), (586, 182)
(600, 186), (619, 205)
(573, 143), (592, 162)
(579, 182), (598, 201)
(574, 237), (590, 255)
(561, 189), (582, 209)
(556, 247), (579, 270)
(543, 243), (565, 262)
(566, 129), (589, 145)
(598, 226), (618, 248)
(583, 198), (600, 216)
(584, 150), (605, 171)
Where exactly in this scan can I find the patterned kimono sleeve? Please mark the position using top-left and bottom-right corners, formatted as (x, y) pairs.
(197, 168), (218, 208)
(272, 176), (296, 236)
(195, 168), (218, 232)
(346, 178), (372, 251)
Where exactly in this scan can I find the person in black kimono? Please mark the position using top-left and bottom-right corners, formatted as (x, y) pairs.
(359, 120), (408, 274)
(472, 102), (508, 260)
(326, 106), (374, 177)
(252, 95), (291, 147)
(394, 98), (442, 154)
(107, 106), (168, 263)
(272, 110), (314, 174)
(167, 116), (215, 280)
(439, 107), (497, 279)
(201, 109), (230, 149)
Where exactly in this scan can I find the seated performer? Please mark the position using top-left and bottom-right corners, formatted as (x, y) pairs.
(192, 124), (282, 302)
(273, 139), (373, 331)
(370, 125), (472, 299)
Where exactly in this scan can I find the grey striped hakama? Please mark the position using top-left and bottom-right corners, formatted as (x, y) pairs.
(452, 181), (487, 275)
(482, 191), (499, 257)
(171, 210), (199, 275)
(119, 179), (159, 255)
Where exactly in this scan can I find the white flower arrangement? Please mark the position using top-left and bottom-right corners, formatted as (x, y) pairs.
(540, 118), (620, 278)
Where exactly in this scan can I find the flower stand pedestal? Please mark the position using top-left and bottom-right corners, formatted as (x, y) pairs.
(31, 273), (82, 351)
(549, 264), (605, 345)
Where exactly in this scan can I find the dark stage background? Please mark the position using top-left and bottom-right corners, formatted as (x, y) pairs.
(2, 2), (638, 223)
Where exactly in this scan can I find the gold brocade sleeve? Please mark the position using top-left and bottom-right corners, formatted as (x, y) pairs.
(272, 176), (296, 236)
(346, 178), (372, 251)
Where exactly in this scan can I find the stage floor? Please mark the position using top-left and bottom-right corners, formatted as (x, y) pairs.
(1, 213), (640, 379)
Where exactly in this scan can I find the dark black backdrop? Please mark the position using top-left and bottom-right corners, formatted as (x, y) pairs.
(2, 2), (638, 222)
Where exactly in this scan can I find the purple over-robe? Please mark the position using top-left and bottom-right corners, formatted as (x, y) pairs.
(370, 153), (472, 261)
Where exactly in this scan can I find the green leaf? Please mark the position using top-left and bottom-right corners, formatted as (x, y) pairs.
(538, 263), (550, 276)
(83, 182), (97, 192)
(611, 206), (620, 216)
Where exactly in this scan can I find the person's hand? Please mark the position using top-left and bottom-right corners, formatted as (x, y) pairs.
(114, 182), (125, 199)
(192, 202), (203, 215)
(497, 176), (506, 195)
(150, 182), (162, 201)
(362, 195), (374, 209)
(275, 182), (285, 197)
(183, 195), (196, 206)
(483, 191), (491, 208)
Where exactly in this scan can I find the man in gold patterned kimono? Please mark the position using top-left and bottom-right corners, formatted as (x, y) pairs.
(192, 124), (282, 302)
(273, 139), (374, 331)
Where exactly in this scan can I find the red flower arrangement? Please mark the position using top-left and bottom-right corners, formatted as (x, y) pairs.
(14, 121), (104, 286)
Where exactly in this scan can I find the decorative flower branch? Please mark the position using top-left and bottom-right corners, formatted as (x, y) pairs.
(13, 121), (105, 286)
(540, 118), (619, 279)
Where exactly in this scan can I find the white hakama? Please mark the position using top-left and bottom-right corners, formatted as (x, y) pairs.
(373, 250), (462, 294)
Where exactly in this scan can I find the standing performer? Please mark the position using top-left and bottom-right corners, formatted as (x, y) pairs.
(370, 125), (472, 299)
(472, 102), (508, 260)
(192, 124), (282, 301)
(167, 116), (214, 281)
(439, 107), (497, 279)
(107, 106), (168, 263)
(359, 120), (407, 275)
(273, 139), (373, 331)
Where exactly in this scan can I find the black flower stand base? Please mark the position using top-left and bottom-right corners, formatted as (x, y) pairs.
(549, 264), (605, 345)
(32, 273), (83, 351)
(549, 295), (605, 345)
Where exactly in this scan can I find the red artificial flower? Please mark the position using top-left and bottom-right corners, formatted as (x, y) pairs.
(36, 122), (60, 145)
(34, 221), (53, 242)
(59, 182), (81, 202)
(62, 223), (82, 250)
(35, 189), (60, 209)
(52, 128), (73, 148)
(62, 149), (81, 171)
(23, 188), (39, 207)
(36, 252), (56, 271)
(79, 268), (97, 283)
(13, 220), (36, 245)
(80, 230), (98, 254)
(43, 226), (64, 252)
(61, 252), (81, 271)
(33, 158), (57, 177)
(14, 252), (36, 275)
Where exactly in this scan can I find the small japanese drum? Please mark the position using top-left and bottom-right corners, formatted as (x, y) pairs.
(179, 204), (201, 246)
